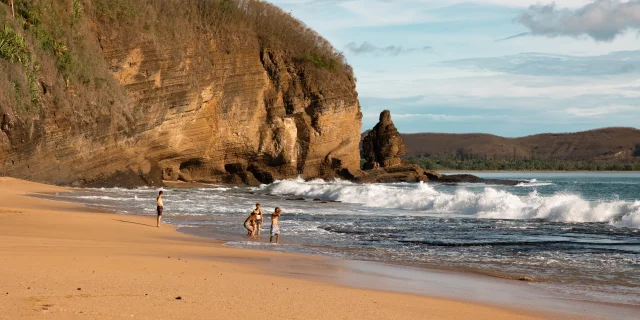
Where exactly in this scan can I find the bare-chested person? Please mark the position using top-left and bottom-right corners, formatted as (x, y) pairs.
(244, 212), (258, 236)
(270, 207), (282, 244)
(156, 191), (164, 228)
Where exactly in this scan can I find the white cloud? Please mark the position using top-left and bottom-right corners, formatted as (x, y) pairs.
(268, 0), (591, 29)
(438, 51), (640, 76)
(354, 50), (640, 104)
(566, 104), (636, 116)
(362, 112), (503, 121)
(517, 0), (640, 41)
(345, 42), (433, 56)
(270, 1), (592, 9)
(356, 65), (640, 101)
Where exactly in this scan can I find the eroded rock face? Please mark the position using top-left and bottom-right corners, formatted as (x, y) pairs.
(361, 110), (407, 170)
(0, 4), (362, 187)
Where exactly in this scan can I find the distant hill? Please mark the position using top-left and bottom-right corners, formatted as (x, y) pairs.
(401, 127), (640, 162)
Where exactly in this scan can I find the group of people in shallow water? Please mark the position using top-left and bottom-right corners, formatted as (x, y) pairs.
(244, 203), (282, 244)
(155, 192), (282, 243)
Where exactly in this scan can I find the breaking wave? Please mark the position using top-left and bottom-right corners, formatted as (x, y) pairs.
(262, 178), (640, 228)
(516, 179), (554, 187)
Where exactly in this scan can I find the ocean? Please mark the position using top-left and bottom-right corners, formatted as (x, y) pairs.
(55, 172), (640, 306)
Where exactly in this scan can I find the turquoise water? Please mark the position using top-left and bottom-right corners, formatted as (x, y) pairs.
(59, 172), (640, 306)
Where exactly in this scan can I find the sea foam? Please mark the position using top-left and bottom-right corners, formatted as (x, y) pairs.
(262, 178), (640, 228)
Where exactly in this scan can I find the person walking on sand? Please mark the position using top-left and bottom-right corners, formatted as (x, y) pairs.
(252, 203), (263, 235)
(244, 212), (258, 236)
(270, 207), (282, 244)
(156, 191), (164, 228)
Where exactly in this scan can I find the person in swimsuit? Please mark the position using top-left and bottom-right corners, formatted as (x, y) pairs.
(270, 207), (282, 244)
(156, 191), (164, 228)
(244, 212), (258, 236)
(252, 203), (263, 235)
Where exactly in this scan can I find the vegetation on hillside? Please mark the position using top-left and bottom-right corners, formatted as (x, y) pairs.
(405, 155), (640, 171)
(0, 0), (122, 118)
(0, 0), (350, 132)
(91, 0), (351, 73)
(0, 22), (29, 64)
(0, 20), (39, 112)
(402, 128), (640, 163)
(399, 128), (640, 173)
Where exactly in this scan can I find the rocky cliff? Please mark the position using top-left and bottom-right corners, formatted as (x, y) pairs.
(361, 110), (406, 170)
(0, 0), (362, 186)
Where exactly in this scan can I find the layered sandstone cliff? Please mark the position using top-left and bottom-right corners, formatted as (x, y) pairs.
(0, 0), (362, 186)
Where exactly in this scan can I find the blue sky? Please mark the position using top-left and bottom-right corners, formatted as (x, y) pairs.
(267, 0), (640, 137)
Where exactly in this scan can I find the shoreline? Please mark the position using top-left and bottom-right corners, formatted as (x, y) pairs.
(176, 226), (640, 319)
(1, 177), (635, 319)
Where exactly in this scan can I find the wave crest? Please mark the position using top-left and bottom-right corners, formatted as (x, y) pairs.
(262, 178), (640, 228)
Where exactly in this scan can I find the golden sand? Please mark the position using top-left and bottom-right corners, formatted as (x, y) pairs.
(0, 177), (558, 319)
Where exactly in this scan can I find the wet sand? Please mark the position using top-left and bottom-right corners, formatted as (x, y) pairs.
(0, 177), (603, 319)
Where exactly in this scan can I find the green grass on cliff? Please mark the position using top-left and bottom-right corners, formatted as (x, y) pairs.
(0, 23), (30, 64)
(0, 0), (351, 111)
(91, 0), (351, 73)
(0, 0), (127, 120)
(0, 21), (39, 111)
(0, 0), (352, 132)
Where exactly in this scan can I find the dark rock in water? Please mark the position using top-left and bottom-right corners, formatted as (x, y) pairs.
(355, 164), (439, 183)
(434, 174), (524, 186)
(481, 178), (524, 186)
(354, 165), (523, 186)
(286, 197), (306, 201)
(313, 198), (324, 202)
(434, 174), (482, 184)
(361, 110), (407, 170)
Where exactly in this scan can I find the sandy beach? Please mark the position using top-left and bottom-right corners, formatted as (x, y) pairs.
(0, 177), (582, 320)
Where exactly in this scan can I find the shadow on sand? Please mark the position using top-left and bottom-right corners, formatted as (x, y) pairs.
(114, 219), (155, 228)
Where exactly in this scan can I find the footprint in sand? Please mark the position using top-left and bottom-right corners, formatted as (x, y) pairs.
(0, 209), (25, 216)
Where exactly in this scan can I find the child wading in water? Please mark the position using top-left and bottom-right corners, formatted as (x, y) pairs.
(270, 207), (282, 244)
(244, 212), (258, 236)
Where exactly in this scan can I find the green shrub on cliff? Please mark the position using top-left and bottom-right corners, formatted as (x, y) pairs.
(95, 0), (138, 21)
(0, 21), (40, 110)
(295, 53), (341, 71)
(0, 0), (119, 117)
(406, 156), (640, 172)
(0, 23), (30, 65)
(91, 0), (350, 74)
(72, 0), (83, 26)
